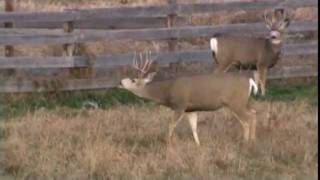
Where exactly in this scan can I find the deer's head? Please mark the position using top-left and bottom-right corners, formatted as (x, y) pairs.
(119, 51), (156, 91)
(264, 8), (292, 45)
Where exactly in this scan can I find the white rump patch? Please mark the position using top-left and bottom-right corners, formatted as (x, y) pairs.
(210, 38), (218, 54)
(249, 78), (258, 96)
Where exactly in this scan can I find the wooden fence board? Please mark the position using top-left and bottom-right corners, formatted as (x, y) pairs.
(0, 17), (188, 29)
(0, 42), (317, 69)
(0, 65), (316, 93)
(0, 21), (317, 45)
(0, 0), (316, 22)
(0, 77), (118, 93)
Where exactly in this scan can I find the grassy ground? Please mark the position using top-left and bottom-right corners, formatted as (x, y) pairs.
(0, 79), (317, 120)
(0, 79), (318, 179)
(0, 99), (317, 180)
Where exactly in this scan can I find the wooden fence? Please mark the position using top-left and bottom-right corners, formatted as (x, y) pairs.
(0, 0), (318, 93)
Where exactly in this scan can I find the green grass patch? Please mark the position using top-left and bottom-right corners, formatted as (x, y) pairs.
(255, 80), (318, 106)
(0, 88), (154, 120)
(0, 81), (318, 120)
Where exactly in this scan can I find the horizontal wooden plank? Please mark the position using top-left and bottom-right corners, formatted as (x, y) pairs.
(0, 42), (317, 69)
(0, 0), (316, 22)
(72, 0), (317, 15)
(0, 21), (317, 45)
(0, 77), (118, 93)
(268, 65), (318, 79)
(0, 65), (317, 93)
(0, 17), (188, 29)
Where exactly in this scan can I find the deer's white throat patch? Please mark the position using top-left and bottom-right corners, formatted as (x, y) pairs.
(270, 31), (282, 45)
(210, 38), (218, 54)
(271, 39), (282, 45)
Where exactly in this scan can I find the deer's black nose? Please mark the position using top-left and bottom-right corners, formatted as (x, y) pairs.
(270, 35), (277, 39)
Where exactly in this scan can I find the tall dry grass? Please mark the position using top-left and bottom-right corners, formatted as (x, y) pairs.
(1, 101), (317, 180)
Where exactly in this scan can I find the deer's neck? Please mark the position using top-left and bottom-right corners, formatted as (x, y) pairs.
(267, 38), (283, 53)
(132, 81), (171, 105)
(266, 39), (282, 68)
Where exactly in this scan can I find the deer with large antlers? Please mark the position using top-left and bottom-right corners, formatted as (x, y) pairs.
(118, 50), (258, 145)
(210, 8), (292, 95)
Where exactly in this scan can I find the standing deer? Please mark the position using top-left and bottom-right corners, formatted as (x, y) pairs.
(210, 8), (292, 95)
(118, 51), (258, 145)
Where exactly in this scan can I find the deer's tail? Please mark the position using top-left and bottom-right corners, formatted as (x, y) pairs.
(249, 78), (258, 96)
(210, 38), (219, 65)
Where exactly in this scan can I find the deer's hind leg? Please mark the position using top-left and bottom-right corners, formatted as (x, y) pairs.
(186, 112), (200, 146)
(168, 110), (185, 143)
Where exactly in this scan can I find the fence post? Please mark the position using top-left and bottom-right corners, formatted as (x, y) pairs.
(4, 0), (14, 57)
(63, 21), (80, 78)
(167, 0), (177, 51)
(63, 21), (74, 57)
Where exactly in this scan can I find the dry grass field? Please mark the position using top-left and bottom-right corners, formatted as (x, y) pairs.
(0, 1), (318, 179)
(0, 100), (317, 180)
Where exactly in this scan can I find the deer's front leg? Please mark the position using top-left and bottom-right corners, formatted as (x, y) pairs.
(249, 109), (257, 141)
(259, 68), (267, 96)
(186, 112), (200, 146)
(214, 58), (231, 74)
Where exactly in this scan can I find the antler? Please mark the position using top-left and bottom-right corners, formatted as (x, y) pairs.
(278, 7), (294, 22)
(264, 8), (293, 29)
(132, 50), (155, 77)
(264, 9), (275, 28)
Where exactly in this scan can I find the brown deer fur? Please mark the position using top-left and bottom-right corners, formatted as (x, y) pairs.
(210, 8), (291, 95)
(119, 60), (258, 145)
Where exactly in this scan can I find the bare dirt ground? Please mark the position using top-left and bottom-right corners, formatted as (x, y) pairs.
(0, 100), (317, 180)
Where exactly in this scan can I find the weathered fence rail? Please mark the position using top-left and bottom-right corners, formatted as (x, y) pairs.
(0, 42), (317, 69)
(0, 65), (317, 93)
(0, 0), (316, 22)
(0, 17), (188, 29)
(0, 21), (317, 45)
(0, 0), (318, 93)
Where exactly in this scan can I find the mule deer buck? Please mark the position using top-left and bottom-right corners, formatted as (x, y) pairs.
(118, 51), (258, 145)
(210, 8), (292, 95)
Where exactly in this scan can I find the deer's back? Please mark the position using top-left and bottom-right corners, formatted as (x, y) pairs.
(167, 74), (250, 112)
(215, 35), (268, 64)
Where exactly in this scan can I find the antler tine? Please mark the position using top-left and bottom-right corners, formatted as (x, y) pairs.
(140, 50), (148, 72)
(132, 51), (138, 68)
(264, 9), (273, 27)
(141, 50), (153, 73)
(139, 52), (144, 70)
(147, 50), (154, 70)
(132, 51), (145, 76)
(131, 50), (155, 76)
(274, 7), (285, 21)
(282, 8), (294, 21)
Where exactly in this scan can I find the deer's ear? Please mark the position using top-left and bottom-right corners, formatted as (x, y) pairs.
(265, 23), (272, 30)
(145, 72), (157, 83)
